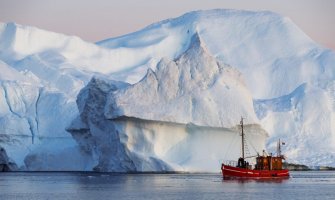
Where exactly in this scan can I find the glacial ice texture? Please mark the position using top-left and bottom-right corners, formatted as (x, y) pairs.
(0, 9), (334, 170)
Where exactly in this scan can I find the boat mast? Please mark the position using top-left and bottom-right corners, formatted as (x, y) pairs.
(240, 117), (245, 160)
(277, 139), (281, 156)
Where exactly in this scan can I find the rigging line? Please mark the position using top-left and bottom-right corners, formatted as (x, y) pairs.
(244, 137), (251, 156)
(223, 130), (239, 161)
(245, 133), (259, 155)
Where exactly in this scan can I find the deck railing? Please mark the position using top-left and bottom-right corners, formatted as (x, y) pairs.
(223, 160), (238, 167)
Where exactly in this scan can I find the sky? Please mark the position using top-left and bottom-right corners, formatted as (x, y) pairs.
(0, 0), (334, 50)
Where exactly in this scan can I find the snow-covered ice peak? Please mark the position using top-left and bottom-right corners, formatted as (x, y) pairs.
(99, 9), (333, 99)
(104, 33), (258, 127)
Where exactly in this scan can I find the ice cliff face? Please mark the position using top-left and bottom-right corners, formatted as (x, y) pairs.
(0, 9), (334, 170)
(0, 60), (94, 170)
(68, 33), (266, 172)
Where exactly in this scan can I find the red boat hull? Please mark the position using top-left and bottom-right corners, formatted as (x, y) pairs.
(221, 164), (289, 178)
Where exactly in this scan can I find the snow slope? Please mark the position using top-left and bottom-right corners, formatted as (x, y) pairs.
(0, 9), (334, 170)
(98, 9), (335, 99)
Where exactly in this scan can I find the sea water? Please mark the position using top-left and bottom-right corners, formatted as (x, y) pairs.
(0, 171), (334, 200)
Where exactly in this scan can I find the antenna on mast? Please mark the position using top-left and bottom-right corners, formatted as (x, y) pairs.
(277, 139), (285, 157)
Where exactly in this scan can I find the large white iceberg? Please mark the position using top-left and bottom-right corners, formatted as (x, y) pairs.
(0, 9), (334, 170)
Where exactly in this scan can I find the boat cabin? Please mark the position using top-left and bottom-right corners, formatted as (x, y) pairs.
(235, 154), (285, 170)
(254, 155), (284, 170)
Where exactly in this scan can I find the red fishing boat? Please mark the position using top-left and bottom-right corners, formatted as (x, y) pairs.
(221, 118), (289, 179)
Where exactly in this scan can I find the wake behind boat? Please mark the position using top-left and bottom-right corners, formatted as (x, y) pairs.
(221, 118), (289, 178)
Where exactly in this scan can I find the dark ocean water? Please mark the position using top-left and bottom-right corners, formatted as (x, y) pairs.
(0, 171), (334, 200)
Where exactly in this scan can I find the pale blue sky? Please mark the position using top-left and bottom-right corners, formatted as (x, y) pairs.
(0, 0), (334, 50)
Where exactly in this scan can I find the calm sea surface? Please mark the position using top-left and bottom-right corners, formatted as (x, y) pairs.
(0, 171), (334, 200)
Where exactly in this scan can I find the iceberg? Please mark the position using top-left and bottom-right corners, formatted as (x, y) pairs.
(0, 9), (334, 170)
(67, 33), (267, 171)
